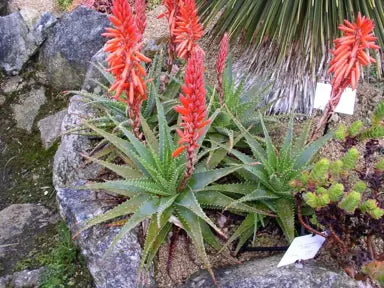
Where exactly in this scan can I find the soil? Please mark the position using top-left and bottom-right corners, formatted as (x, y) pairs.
(0, 62), (93, 285)
(8, 0), (60, 15)
(155, 222), (288, 287)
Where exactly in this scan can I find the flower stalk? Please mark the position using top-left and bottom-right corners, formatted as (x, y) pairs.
(103, 0), (151, 140)
(172, 47), (210, 190)
(311, 12), (379, 140)
(174, 0), (204, 60)
(216, 33), (229, 104)
(159, 0), (180, 71)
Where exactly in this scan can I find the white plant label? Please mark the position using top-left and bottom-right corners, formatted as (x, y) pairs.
(313, 82), (356, 115)
(277, 234), (326, 267)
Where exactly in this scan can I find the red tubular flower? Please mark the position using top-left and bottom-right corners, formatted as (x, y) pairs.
(174, 0), (204, 60)
(135, 0), (146, 42)
(328, 12), (379, 106)
(103, 0), (151, 139)
(216, 33), (229, 104)
(312, 12), (380, 140)
(173, 48), (210, 185)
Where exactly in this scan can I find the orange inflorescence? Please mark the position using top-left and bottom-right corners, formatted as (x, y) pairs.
(103, 0), (151, 103)
(103, 0), (151, 138)
(328, 12), (380, 107)
(135, 0), (146, 42)
(216, 33), (229, 104)
(174, 0), (204, 60)
(173, 47), (210, 162)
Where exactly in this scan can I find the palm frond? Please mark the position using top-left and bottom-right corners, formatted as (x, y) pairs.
(199, 0), (384, 113)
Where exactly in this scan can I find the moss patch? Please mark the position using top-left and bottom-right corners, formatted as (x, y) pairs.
(14, 222), (93, 288)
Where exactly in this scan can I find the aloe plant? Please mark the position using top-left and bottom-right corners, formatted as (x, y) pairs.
(76, 97), (272, 282)
(221, 111), (332, 246)
(205, 56), (276, 170)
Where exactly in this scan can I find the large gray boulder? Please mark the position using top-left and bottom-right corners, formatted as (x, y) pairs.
(0, 9), (56, 75)
(182, 255), (363, 288)
(56, 184), (150, 288)
(0, 204), (58, 275)
(0, 268), (46, 288)
(53, 96), (155, 287)
(39, 7), (109, 91)
(0, 12), (36, 75)
(53, 50), (154, 287)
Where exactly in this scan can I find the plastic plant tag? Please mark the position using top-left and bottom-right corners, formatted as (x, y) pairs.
(313, 82), (356, 115)
(277, 234), (326, 267)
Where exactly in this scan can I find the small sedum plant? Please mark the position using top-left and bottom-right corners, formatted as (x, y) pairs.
(292, 101), (384, 281)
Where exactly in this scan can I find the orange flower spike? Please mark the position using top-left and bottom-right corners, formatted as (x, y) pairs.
(174, 0), (204, 60)
(173, 48), (210, 186)
(328, 12), (380, 96)
(135, 0), (147, 42)
(312, 12), (380, 141)
(103, 0), (151, 141)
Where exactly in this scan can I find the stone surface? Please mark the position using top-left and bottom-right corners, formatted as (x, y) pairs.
(57, 184), (152, 288)
(12, 87), (46, 133)
(19, 7), (40, 30)
(141, 5), (168, 58)
(39, 6), (109, 90)
(0, 95), (5, 106)
(82, 48), (108, 95)
(182, 255), (363, 288)
(0, 204), (58, 275)
(1, 76), (24, 94)
(0, 9), (56, 75)
(32, 11), (57, 45)
(38, 109), (67, 149)
(0, 268), (46, 288)
(53, 95), (100, 188)
(53, 103), (154, 288)
(0, 12), (37, 75)
(53, 48), (157, 286)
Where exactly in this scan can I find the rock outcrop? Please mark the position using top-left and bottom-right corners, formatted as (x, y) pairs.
(182, 255), (363, 288)
(53, 48), (154, 287)
(0, 204), (58, 275)
(0, 9), (56, 75)
(38, 109), (68, 149)
(12, 87), (46, 133)
(39, 6), (109, 91)
(0, 268), (46, 288)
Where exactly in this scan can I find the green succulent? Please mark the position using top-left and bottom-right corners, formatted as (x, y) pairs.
(338, 191), (361, 213)
(333, 101), (384, 142)
(376, 159), (384, 171)
(328, 183), (344, 202)
(372, 101), (384, 126)
(334, 124), (347, 141)
(75, 97), (271, 280)
(360, 199), (384, 219)
(349, 120), (363, 137)
(353, 181), (367, 193)
(222, 111), (332, 244)
(341, 148), (359, 171)
(329, 160), (343, 176)
(205, 56), (276, 170)
(309, 158), (329, 183)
